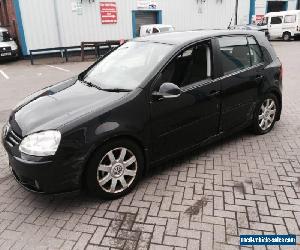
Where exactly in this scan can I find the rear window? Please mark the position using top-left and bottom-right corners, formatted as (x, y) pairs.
(270, 16), (283, 24)
(218, 36), (251, 75)
(284, 15), (296, 23)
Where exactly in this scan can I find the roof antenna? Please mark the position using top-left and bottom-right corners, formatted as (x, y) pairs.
(227, 17), (233, 29)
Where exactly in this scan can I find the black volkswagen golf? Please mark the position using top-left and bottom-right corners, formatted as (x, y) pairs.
(2, 30), (282, 199)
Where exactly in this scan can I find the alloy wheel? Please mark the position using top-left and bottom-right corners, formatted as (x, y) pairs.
(258, 98), (277, 131)
(97, 147), (137, 194)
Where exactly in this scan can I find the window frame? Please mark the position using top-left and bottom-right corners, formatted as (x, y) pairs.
(150, 39), (215, 93)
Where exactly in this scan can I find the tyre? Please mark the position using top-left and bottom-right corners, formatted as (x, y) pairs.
(283, 32), (291, 41)
(252, 94), (279, 135)
(85, 139), (143, 199)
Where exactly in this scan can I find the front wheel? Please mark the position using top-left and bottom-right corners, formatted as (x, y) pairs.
(252, 94), (279, 135)
(85, 139), (143, 199)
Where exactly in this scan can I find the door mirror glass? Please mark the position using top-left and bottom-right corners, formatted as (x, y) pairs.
(152, 82), (181, 100)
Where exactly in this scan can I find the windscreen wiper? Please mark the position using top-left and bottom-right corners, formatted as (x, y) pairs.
(80, 79), (103, 91)
(102, 88), (131, 93)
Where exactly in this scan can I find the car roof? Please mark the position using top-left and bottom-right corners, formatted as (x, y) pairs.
(135, 30), (260, 45)
(265, 10), (300, 16)
(141, 24), (173, 28)
(0, 27), (8, 32)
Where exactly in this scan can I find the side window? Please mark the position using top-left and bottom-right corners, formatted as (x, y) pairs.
(218, 36), (251, 75)
(247, 36), (263, 65)
(284, 15), (296, 23)
(156, 41), (212, 88)
(153, 28), (159, 33)
(270, 16), (283, 24)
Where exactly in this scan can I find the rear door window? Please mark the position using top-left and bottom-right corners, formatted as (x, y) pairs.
(218, 36), (251, 75)
(270, 16), (283, 24)
(284, 15), (296, 23)
(247, 36), (264, 65)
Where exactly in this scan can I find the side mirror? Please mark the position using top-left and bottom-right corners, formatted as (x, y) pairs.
(152, 82), (181, 100)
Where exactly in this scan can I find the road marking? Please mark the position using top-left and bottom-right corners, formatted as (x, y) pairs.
(0, 69), (9, 80)
(46, 65), (70, 72)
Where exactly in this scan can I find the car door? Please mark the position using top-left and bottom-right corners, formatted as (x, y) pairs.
(150, 40), (221, 161)
(216, 35), (265, 132)
(269, 16), (283, 38)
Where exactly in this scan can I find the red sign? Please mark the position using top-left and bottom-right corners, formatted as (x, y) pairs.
(255, 15), (264, 23)
(100, 2), (117, 24)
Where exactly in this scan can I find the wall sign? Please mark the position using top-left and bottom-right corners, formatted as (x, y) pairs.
(100, 2), (117, 24)
(137, 0), (157, 9)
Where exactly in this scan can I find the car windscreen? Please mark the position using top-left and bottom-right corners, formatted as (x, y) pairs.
(83, 41), (174, 90)
(0, 31), (12, 42)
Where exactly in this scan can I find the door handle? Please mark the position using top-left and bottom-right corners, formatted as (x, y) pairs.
(207, 90), (220, 98)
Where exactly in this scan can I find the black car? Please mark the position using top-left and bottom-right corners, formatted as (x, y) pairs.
(2, 30), (282, 199)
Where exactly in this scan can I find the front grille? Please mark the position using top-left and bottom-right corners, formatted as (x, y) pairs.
(0, 46), (11, 52)
(5, 130), (22, 147)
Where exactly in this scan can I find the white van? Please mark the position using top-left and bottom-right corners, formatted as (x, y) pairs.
(139, 24), (175, 37)
(259, 10), (300, 41)
(0, 27), (19, 59)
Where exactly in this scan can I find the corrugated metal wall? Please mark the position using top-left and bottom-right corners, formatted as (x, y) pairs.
(19, 0), (250, 55)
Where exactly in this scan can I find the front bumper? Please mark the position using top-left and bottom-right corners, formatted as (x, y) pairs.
(0, 50), (18, 60)
(2, 131), (84, 194)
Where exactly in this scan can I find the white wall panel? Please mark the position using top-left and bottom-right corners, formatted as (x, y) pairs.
(19, 0), (251, 54)
(19, 0), (60, 53)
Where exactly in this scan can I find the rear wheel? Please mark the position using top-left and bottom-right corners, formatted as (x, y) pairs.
(283, 32), (291, 41)
(85, 139), (143, 199)
(252, 94), (279, 135)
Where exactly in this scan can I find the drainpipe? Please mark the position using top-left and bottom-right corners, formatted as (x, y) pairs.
(235, 0), (239, 25)
(249, 0), (255, 24)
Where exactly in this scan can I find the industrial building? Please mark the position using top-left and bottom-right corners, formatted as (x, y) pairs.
(0, 0), (300, 56)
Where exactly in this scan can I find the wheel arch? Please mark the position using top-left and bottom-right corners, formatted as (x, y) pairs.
(81, 134), (149, 188)
(267, 89), (282, 121)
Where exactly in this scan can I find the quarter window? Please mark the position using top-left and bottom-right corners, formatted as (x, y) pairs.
(270, 16), (283, 24)
(284, 15), (296, 23)
(218, 36), (251, 75)
(247, 36), (263, 65)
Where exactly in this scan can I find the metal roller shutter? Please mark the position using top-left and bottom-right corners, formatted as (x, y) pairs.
(135, 11), (157, 36)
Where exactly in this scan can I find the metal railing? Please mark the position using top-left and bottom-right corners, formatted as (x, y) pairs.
(29, 40), (123, 65)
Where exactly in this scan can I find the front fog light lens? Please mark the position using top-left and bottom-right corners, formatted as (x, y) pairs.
(19, 131), (61, 156)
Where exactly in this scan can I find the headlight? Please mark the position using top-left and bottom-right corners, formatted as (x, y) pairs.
(19, 131), (61, 156)
(11, 43), (18, 51)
